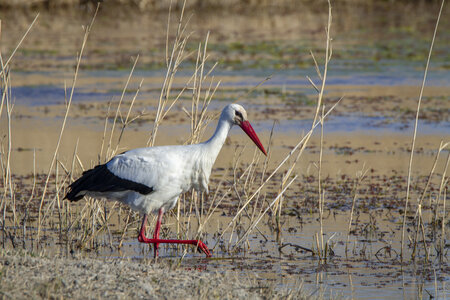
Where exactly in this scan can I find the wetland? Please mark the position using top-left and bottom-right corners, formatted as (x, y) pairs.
(0, 1), (449, 299)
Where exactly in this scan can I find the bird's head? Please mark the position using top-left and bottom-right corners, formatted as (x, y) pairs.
(222, 103), (267, 156)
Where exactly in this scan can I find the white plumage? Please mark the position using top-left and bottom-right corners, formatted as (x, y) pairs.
(106, 144), (215, 213)
(65, 103), (267, 258)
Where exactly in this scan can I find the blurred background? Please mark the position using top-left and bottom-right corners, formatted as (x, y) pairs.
(1, 0), (448, 74)
(0, 0), (448, 176)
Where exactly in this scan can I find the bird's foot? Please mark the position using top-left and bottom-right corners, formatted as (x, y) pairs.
(196, 240), (212, 257)
(138, 234), (159, 258)
(138, 234), (148, 243)
(138, 234), (212, 257)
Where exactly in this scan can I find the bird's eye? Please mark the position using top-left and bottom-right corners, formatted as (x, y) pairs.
(235, 110), (243, 120)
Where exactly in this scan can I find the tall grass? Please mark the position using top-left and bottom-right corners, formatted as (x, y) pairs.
(0, 14), (40, 249)
(400, 0), (445, 262)
(36, 4), (100, 243)
(147, 0), (192, 148)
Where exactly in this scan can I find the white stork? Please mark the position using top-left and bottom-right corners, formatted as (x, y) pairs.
(65, 103), (267, 257)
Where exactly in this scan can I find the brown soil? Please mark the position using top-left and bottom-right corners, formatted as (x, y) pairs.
(5, 100), (447, 179)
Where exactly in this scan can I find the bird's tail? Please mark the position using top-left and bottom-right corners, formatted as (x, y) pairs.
(64, 166), (103, 201)
(65, 163), (153, 201)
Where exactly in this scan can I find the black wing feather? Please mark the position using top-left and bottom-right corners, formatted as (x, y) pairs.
(64, 164), (153, 201)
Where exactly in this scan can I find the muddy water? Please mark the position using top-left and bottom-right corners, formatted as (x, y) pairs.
(132, 211), (444, 300)
(1, 2), (449, 299)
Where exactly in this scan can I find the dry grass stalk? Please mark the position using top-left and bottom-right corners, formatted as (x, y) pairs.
(0, 14), (39, 78)
(231, 148), (267, 246)
(401, 0), (445, 261)
(95, 53), (147, 170)
(147, 0), (191, 147)
(182, 41), (220, 142)
(440, 178), (447, 261)
(0, 44), (24, 242)
(436, 149), (449, 261)
(317, 106), (325, 258)
(116, 78), (145, 150)
(232, 175), (298, 250)
(105, 54), (140, 160)
(195, 152), (260, 243)
(37, 4), (100, 242)
(99, 101), (112, 164)
(273, 0), (334, 238)
(345, 164), (368, 258)
(0, 66), (14, 226)
(214, 96), (342, 249)
(0, 80), (14, 247)
(281, 0), (333, 182)
(411, 141), (449, 260)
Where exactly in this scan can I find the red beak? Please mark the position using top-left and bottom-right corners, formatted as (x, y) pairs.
(239, 120), (267, 156)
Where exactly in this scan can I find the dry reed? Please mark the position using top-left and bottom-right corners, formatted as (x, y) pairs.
(37, 4), (100, 242)
(400, 0), (445, 261)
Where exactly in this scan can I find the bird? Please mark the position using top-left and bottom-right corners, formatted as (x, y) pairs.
(64, 103), (267, 258)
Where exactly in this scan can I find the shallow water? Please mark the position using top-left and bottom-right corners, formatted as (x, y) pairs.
(254, 115), (450, 135)
(74, 208), (447, 299)
(10, 62), (450, 107)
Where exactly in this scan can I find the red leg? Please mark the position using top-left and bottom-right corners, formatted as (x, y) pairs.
(138, 214), (149, 243)
(137, 213), (211, 258)
(152, 208), (164, 258)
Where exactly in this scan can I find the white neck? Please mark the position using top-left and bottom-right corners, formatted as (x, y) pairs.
(202, 117), (232, 165)
(182, 117), (231, 193)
